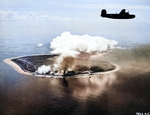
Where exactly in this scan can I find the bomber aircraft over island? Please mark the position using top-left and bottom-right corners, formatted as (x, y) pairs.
(101, 9), (135, 19)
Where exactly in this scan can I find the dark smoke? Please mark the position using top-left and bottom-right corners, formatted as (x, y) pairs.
(105, 44), (150, 74)
(60, 56), (75, 75)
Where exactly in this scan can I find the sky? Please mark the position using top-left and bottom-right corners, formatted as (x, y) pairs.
(0, 0), (150, 21)
(0, 0), (150, 48)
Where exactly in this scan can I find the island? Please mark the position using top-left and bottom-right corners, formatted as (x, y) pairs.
(4, 54), (119, 78)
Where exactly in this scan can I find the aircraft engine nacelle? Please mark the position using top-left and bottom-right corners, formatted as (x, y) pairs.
(101, 9), (107, 16)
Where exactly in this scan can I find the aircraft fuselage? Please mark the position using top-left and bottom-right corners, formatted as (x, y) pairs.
(101, 14), (135, 19)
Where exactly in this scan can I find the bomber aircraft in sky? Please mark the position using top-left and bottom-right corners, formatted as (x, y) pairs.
(101, 9), (135, 19)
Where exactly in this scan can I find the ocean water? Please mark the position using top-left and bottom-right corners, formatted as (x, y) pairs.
(0, 19), (150, 115)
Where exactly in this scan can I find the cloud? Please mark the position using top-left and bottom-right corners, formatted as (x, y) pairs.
(0, 10), (18, 19)
(65, 3), (150, 10)
(0, 10), (76, 20)
(50, 31), (118, 56)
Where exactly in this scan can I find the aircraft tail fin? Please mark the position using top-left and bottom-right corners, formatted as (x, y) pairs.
(119, 9), (126, 14)
(101, 9), (107, 17)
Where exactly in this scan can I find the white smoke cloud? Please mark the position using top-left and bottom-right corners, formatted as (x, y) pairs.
(36, 65), (51, 74)
(50, 31), (118, 56)
(35, 32), (119, 76)
(35, 64), (62, 76)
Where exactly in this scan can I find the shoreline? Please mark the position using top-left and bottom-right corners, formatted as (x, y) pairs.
(3, 55), (120, 78)
(4, 58), (32, 76)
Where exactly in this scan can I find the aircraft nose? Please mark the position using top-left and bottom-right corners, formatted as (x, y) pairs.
(131, 15), (135, 19)
(133, 15), (135, 18)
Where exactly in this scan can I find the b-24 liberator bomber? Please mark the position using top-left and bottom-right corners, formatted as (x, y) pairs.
(101, 9), (135, 19)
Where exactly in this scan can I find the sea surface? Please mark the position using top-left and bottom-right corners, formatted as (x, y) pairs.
(0, 19), (150, 115)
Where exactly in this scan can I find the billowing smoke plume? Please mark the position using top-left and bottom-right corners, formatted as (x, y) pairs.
(35, 64), (61, 76)
(50, 31), (118, 56)
(36, 32), (119, 76)
(36, 65), (51, 74)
